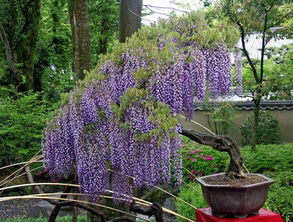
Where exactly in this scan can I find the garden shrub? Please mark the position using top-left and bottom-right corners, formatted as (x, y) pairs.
(241, 143), (293, 173)
(240, 111), (281, 146)
(265, 172), (293, 222)
(242, 144), (293, 221)
(0, 87), (51, 166)
(180, 136), (228, 181)
(175, 183), (207, 222)
(241, 144), (293, 221)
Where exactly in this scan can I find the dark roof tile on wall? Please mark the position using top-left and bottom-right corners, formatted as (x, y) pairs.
(194, 100), (293, 111)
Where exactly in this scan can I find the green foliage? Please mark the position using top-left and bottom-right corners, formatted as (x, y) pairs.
(206, 102), (239, 135)
(156, 12), (239, 49)
(180, 136), (228, 181)
(222, 1), (293, 100)
(36, 0), (75, 101)
(240, 111), (281, 146)
(241, 144), (293, 221)
(0, 0), (119, 95)
(242, 44), (293, 100)
(175, 183), (207, 222)
(89, 0), (119, 63)
(265, 172), (293, 222)
(88, 11), (239, 81)
(0, 87), (52, 166)
(241, 143), (293, 173)
(37, 0), (119, 100)
(265, 44), (293, 100)
(179, 143), (293, 221)
(221, 0), (293, 37)
(0, 0), (41, 91)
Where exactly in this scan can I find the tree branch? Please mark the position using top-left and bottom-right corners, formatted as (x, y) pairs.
(235, 91), (254, 99)
(0, 23), (17, 75)
(48, 186), (73, 222)
(25, 166), (106, 222)
(238, 26), (259, 83)
(261, 0), (274, 14)
(144, 4), (188, 13)
(50, 202), (106, 222)
(25, 166), (167, 222)
(144, 5), (170, 17)
(225, 3), (259, 83)
(259, 0), (275, 84)
(130, 202), (164, 222)
(260, 13), (268, 83)
(71, 203), (105, 222)
(181, 129), (246, 178)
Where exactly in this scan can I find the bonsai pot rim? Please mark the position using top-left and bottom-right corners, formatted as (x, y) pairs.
(196, 172), (275, 218)
(196, 172), (274, 188)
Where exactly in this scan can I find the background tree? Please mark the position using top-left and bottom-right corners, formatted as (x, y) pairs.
(36, 0), (74, 101)
(0, 0), (41, 91)
(0, 0), (120, 167)
(119, 0), (143, 43)
(89, 0), (119, 64)
(221, 0), (293, 150)
(37, 0), (118, 101)
(242, 43), (293, 101)
(270, 44), (293, 100)
(67, 0), (91, 80)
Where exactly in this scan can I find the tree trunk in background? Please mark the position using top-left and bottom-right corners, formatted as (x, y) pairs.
(252, 95), (261, 151)
(16, 0), (41, 91)
(68, 0), (91, 80)
(0, 23), (17, 83)
(99, 17), (110, 54)
(119, 0), (142, 43)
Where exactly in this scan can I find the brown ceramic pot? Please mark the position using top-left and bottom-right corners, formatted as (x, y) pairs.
(196, 173), (274, 218)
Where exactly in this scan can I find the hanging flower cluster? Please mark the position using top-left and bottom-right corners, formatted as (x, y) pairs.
(42, 12), (241, 203)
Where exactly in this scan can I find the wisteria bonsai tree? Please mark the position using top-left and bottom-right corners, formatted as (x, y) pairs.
(42, 12), (244, 205)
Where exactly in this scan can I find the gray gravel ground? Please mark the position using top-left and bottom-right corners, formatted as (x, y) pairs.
(0, 199), (38, 220)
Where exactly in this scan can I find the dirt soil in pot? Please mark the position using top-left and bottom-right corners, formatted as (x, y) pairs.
(203, 174), (267, 186)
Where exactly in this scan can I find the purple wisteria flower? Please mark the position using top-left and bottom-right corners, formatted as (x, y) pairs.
(42, 17), (236, 203)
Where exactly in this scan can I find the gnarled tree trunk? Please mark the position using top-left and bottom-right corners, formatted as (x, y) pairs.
(181, 129), (246, 178)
